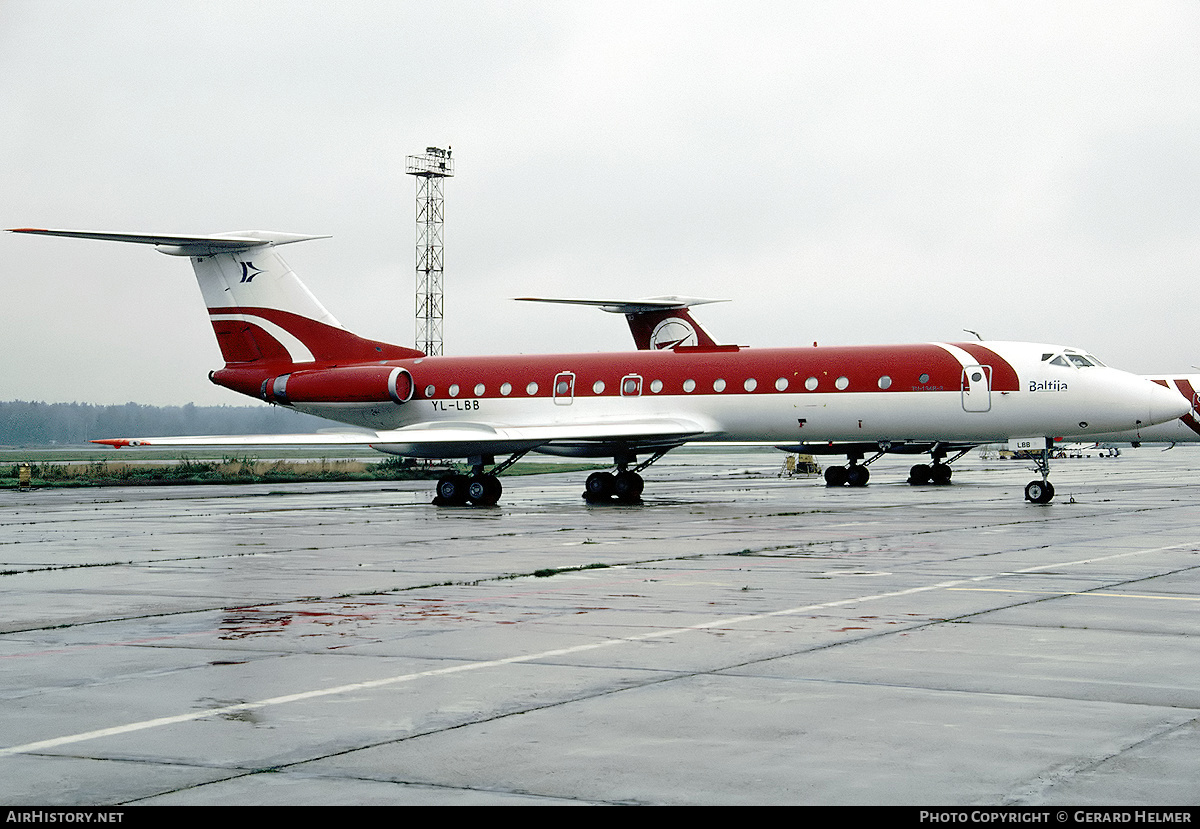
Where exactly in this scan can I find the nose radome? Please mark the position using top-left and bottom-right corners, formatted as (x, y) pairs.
(1145, 381), (1192, 427)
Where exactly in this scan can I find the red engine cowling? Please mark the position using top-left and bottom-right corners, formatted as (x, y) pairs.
(260, 366), (414, 405)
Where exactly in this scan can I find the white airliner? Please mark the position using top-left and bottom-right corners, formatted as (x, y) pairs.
(9, 228), (1189, 506)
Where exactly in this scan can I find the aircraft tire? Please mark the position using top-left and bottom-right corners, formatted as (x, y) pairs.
(585, 471), (615, 500)
(435, 474), (471, 506)
(468, 474), (503, 506)
(908, 464), (931, 485)
(846, 466), (869, 487)
(613, 471), (644, 502)
(930, 464), (952, 485)
(1024, 480), (1055, 504)
(824, 466), (848, 487)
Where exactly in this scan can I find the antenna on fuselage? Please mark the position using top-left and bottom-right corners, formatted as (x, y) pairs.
(963, 329), (983, 341)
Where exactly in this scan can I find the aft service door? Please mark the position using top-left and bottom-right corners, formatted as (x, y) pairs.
(961, 364), (992, 412)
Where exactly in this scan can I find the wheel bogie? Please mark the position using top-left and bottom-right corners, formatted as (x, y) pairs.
(584, 470), (644, 504)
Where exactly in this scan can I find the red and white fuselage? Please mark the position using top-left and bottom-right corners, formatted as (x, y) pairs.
(9, 228), (1188, 479)
(212, 341), (1184, 459)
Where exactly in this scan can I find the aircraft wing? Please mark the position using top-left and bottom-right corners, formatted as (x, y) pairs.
(92, 417), (711, 459)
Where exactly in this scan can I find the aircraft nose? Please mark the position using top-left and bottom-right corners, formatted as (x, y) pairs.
(1144, 381), (1192, 427)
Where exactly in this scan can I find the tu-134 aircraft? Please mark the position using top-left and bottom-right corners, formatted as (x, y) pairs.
(532, 295), (1200, 489)
(529, 295), (1200, 489)
(9, 228), (1189, 506)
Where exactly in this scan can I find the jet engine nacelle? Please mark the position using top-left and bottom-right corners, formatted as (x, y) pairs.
(261, 365), (414, 406)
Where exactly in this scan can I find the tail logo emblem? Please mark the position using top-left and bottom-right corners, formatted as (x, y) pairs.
(650, 317), (698, 350)
(238, 261), (264, 283)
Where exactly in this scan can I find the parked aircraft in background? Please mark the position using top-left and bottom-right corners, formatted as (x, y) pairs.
(9, 228), (1189, 505)
(1080, 376), (1200, 445)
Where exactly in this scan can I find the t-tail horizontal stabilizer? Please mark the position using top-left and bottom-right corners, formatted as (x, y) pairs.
(7, 227), (424, 370)
(515, 295), (729, 350)
(8, 228), (330, 256)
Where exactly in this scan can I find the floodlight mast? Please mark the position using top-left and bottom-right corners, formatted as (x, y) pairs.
(405, 146), (454, 356)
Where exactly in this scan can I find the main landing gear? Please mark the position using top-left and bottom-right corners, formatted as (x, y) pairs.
(824, 449), (881, 487)
(583, 450), (668, 505)
(907, 445), (972, 486)
(432, 451), (529, 507)
(434, 471), (503, 506)
(431, 448), (669, 507)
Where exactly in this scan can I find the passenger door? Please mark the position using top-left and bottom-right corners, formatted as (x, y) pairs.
(962, 365), (992, 412)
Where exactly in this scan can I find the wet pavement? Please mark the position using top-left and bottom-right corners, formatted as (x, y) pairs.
(2, 447), (1199, 805)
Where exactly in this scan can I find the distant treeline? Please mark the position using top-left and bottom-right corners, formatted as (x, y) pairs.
(0, 400), (331, 446)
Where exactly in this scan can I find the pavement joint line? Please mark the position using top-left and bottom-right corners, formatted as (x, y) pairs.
(950, 588), (1200, 601)
(1, 541), (1193, 760)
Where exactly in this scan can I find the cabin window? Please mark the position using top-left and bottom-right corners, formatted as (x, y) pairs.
(474, 383), (486, 396)
(835, 376), (849, 390)
(424, 384), (435, 398)
(878, 375), (892, 390)
(593, 380), (605, 394)
(500, 382), (512, 396)
(744, 378), (758, 392)
(919, 373), (930, 384)
(713, 378), (727, 392)
(526, 381), (539, 395)
(681, 379), (694, 393)
(449, 383), (460, 397)
(805, 377), (818, 391)
(652, 379), (666, 393)
(775, 378), (788, 391)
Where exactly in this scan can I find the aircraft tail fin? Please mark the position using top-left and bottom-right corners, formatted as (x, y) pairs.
(8, 229), (424, 371)
(515, 296), (729, 350)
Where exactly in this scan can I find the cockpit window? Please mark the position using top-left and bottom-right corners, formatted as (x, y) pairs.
(1047, 352), (1100, 368)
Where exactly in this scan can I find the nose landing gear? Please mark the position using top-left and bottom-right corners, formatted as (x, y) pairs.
(1024, 443), (1056, 504)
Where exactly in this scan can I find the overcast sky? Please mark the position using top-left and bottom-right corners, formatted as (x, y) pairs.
(3, 0), (1200, 406)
